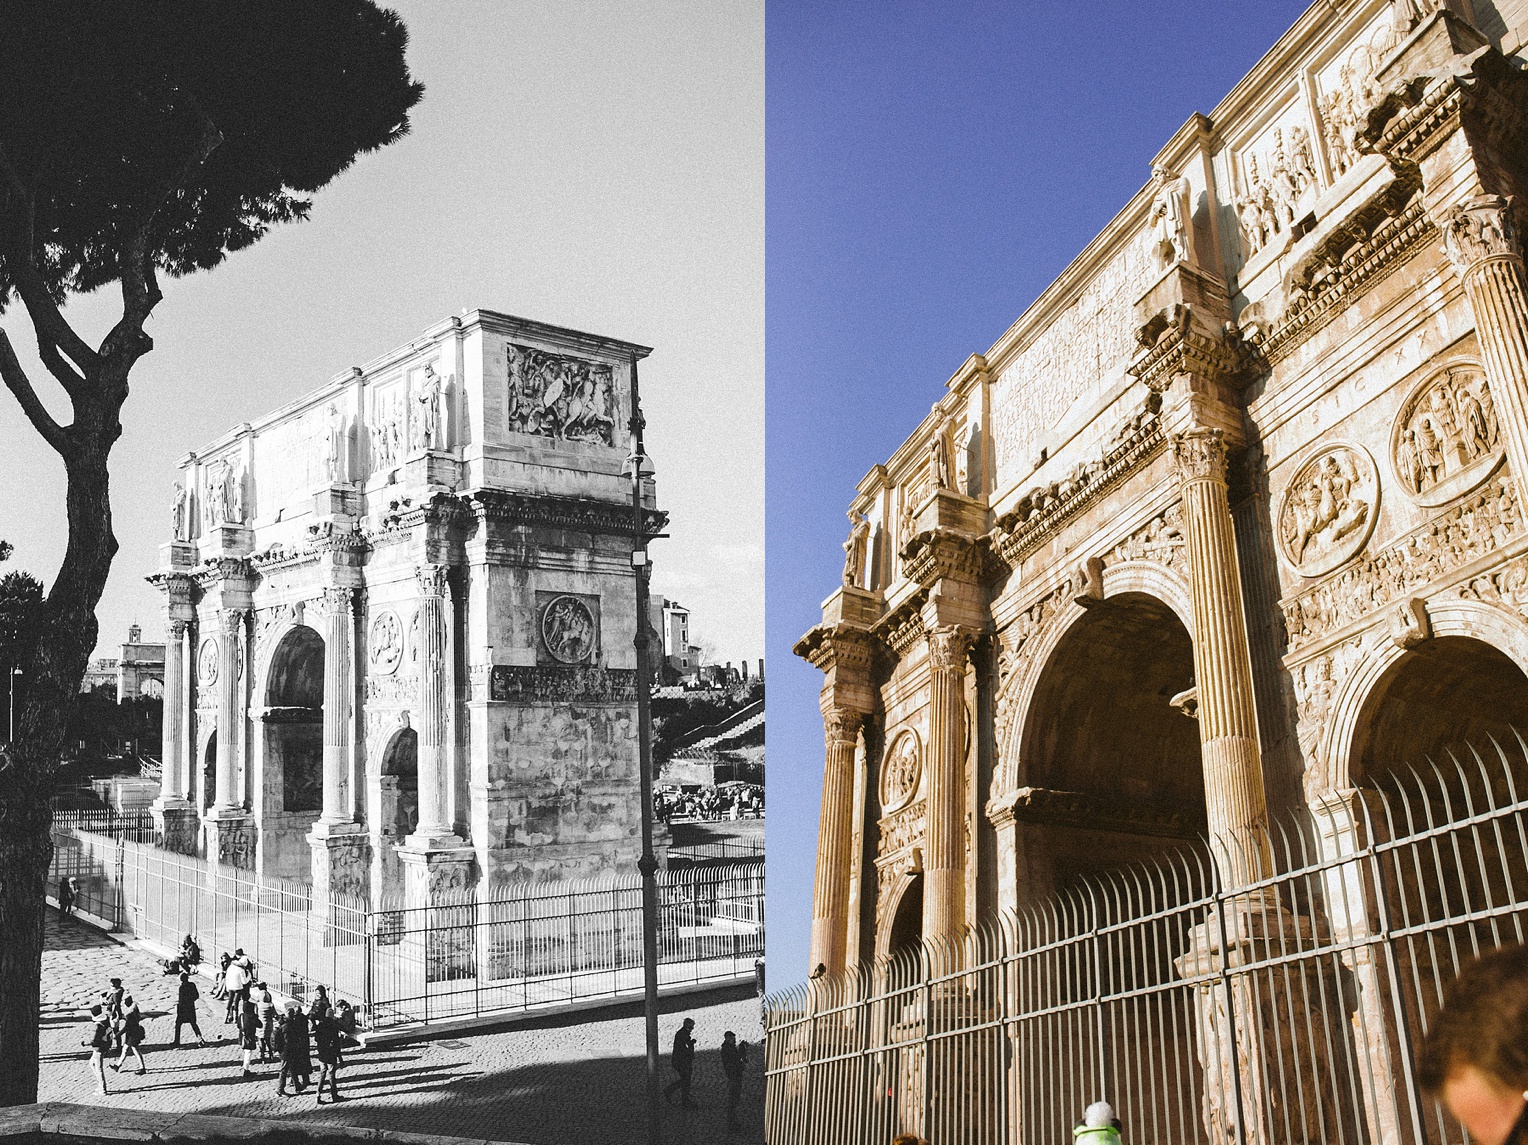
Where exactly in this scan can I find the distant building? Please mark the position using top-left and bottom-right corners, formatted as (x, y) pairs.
(78, 624), (165, 700)
(649, 596), (703, 682)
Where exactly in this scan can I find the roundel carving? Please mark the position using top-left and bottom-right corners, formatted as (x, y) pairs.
(542, 595), (596, 664)
(1277, 443), (1379, 578)
(369, 610), (403, 675)
(197, 638), (218, 685)
(1392, 364), (1503, 507)
(880, 729), (922, 812)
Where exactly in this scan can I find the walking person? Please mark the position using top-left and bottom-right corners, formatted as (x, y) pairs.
(662, 1017), (698, 1108)
(307, 984), (331, 1022)
(312, 1013), (343, 1104)
(720, 1030), (748, 1132)
(83, 1004), (112, 1095)
(113, 995), (147, 1075)
(172, 971), (208, 1047)
(255, 982), (277, 1061)
(237, 994), (260, 1077)
(58, 876), (76, 919)
(223, 950), (251, 1023)
(103, 979), (126, 1055)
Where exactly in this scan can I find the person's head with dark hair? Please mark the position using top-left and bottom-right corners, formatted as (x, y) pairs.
(1421, 944), (1528, 1145)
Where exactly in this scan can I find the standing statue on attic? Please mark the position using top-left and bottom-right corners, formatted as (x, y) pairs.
(1149, 164), (1194, 267)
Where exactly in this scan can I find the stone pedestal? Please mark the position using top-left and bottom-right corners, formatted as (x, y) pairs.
(203, 813), (256, 872)
(398, 844), (477, 983)
(308, 824), (370, 947)
(1176, 896), (1361, 1145)
(400, 450), (462, 491)
(311, 485), (360, 519)
(210, 524), (253, 557)
(158, 541), (197, 570)
(150, 801), (199, 855)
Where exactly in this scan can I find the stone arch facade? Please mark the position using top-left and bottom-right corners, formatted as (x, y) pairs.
(993, 559), (1195, 797)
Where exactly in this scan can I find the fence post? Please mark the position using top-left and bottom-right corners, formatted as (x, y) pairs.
(1213, 879), (1250, 1145)
(114, 838), (125, 931)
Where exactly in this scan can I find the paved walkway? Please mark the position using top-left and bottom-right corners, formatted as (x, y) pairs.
(38, 908), (764, 1144)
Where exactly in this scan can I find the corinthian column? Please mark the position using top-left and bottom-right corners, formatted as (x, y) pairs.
(212, 609), (246, 816)
(1172, 430), (1272, 887)
(1442, 195), (1528, 495)
(924, 624), (975, 941)
(407, 563), (458, 847)
(320, 586), (355, 826)
(160, 618), (188, 801)
(810, 707), (861, 976)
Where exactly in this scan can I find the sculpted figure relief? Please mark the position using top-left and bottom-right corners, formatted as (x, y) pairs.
(370, 610), (404, 675)
(1278, 445), (1378, 577)
(1392, 366), (1500, 504)
(542, 595), (596, 664)
(879, 731), (922, 812)
(1149, 164), (1193, 266)
(842, 509), (870, 588)
(1237, 127), (1318, 259)
(506, 344), (616, 446)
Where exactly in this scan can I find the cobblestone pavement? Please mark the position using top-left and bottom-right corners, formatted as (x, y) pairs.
(38, 908), (765, 1144)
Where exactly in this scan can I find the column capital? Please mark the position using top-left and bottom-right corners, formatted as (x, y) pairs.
(925, 623), (976, 671)
(1440, 194), (1522, 276)
(822, 707), (863, 749)
(164, 616), (190, 639)
(319, 585), (358, 617)
(1171, 428), (1229, 485)
(415, 562), (450, 598)
(218, 608), (250, 637)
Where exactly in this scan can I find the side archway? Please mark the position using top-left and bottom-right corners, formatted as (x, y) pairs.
(876, 873), (923, 960)
(260, 624), (325, 814)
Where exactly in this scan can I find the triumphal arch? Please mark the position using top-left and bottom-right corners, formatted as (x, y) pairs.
(147, 309), (663, 909)
(799, 0), (1528, 978)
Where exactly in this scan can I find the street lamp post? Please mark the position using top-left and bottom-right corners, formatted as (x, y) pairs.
(628, 357), (663, 1145)
(9, 666), (21, 743)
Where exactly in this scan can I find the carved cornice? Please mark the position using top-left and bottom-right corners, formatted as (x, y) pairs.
(988, 401), (1167, 568)
(467, 488), (668, 539)
(1127, 307), (1254, 393)
(792, 622), (880, 675)
(157, 571), (196, 610)
(1171, 429), (1229, 484)
(872, 590), (930, 658)
(1440, 194), (1521, 276)
(899, 528), (991, 588)
(1361, 49), (1528, 168)
(985, 786), (1204, 840)
(192, 557), (255, 591)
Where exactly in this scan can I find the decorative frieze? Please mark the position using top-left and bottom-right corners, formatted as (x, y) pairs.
(877, 799), (927, 860)
(468, 487), (666, 539)
(485, 665), (638, 704)
(1283, 476), (1521, 653)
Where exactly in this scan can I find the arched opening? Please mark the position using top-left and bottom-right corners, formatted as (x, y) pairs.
(380, 727), (419, 840)
(202, 732), (216, 809)
(887, 878), (922, 956)
(1016, 591), (1204, 895)
(262, 626), (324, 813)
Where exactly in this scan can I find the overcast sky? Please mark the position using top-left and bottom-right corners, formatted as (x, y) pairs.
(766, 0), (1313, 977)
(0, 0), (763, 668)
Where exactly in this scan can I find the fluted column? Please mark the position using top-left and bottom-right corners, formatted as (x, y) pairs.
(1172, 430), (1272, 887)
(320, 586), (355, 825)
(809, 707), (861, 976)
(1442, 195), (1528, 495)
(160, 618), (188, 801)
(212, 608), (246, 816)
(408, 563), (457, 846)
(924, 624), (975, 941)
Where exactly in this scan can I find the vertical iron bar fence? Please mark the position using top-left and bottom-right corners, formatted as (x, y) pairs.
(766, 737), (1528, 1145)
(46, 830), (762, 1030)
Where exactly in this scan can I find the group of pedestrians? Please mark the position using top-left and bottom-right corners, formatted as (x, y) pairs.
(663, 1016), (751, 1132)
(81, 977), (148, 1095)
(86, 940), (362, 1103)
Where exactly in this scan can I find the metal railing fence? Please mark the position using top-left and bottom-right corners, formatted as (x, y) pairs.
(668, 838), (767, 864)
(48, 828), (763, 1030)
(51, 807), (160, 843)
(764, 737), (1528, 1145)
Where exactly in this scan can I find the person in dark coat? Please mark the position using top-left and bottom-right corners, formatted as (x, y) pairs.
(113, 995), (148, 1075)
(83, 1004), (112, 1095)
(312, 1014), (343, 1103)
(237, 995), (262, 1076)
(255, 983), (277, 1061)
(663, 1017), (698, 1108)
(720, 1030), (748, 1131)
(275, 1008), (312, 1095)
(173, 971), (207, 1046)
(58, 877), (76, 919)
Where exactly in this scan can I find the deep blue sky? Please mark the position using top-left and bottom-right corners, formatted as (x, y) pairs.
(766, 1), (1313, 979)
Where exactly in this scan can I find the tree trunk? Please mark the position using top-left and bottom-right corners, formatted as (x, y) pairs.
(0, 399), (118, 1107)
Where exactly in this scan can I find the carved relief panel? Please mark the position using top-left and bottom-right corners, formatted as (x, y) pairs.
(879, 729), (922, 813)
(1277, 444), (1379, 578)
(369, 610), (404, 675)
(505, 344), (617, 446)
(1391, 364), (1502, 507)
(1233, 104), (1323, 260)
(536, 591), (600, 666)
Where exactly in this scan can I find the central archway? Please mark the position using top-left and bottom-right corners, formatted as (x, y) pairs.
(1015, 591), (1204, 895)
(262, 626), (324, 813)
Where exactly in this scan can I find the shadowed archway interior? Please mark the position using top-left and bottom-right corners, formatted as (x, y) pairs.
(263, 625), (324, 814)
(1016, 591), (1205, 895)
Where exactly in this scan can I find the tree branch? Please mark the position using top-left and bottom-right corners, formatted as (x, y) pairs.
(0, 328), (71, 456)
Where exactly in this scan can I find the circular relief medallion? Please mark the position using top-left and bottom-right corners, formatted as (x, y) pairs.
(879, 729), (922, 812)
(1277, 442), (1380, 578)
(369, 610), (403, 676)
(541, 596), (596, 664)
(197, 638), (218, 685)
(1391, 364), (1504, 508)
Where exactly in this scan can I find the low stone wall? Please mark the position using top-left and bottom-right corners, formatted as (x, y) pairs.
(0, 1104), (533, 1145)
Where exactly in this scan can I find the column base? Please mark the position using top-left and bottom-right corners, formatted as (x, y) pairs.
(404, 825), (466, 852)
(397, 844), (477, 984)
(308, 829), (371, 947)
(203, 814), (256, 871)
(150, 800), (199, 855)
